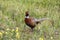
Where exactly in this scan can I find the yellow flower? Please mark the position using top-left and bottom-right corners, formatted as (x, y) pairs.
(16, 27), (19, 32)
(39, 37), (43, 40)
(16, 32), (20, 38)
(51, 36), (53, 39)
(15, 27), (20, 38)
(5, 32), (8, 34)
(0, 32), (2, 35)
(0, 32), (3, 37)
(7, 28), (10, 30)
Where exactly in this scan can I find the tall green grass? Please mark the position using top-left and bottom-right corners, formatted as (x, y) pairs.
(0, 0), (60, 40)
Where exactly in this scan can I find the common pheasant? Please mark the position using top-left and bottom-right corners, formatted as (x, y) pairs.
(25, 11), (50, 31)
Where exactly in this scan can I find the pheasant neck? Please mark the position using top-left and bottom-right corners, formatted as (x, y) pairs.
(25, 16), (29, 18)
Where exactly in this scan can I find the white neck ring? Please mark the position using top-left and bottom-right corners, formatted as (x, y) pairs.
(25, 16), (29, 18)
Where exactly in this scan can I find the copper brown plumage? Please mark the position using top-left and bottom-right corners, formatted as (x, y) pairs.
(25, 11), (50, 31)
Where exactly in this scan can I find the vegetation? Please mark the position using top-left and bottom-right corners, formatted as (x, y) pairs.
(0, 0), (60, 40)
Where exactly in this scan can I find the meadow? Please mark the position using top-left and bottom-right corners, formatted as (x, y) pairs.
(0, 0), (60, 40)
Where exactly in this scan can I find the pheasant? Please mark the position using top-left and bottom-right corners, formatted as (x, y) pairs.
(25, 11), (51, 31)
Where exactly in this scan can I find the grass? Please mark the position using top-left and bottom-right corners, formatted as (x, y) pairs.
(0, 0), (60, 40)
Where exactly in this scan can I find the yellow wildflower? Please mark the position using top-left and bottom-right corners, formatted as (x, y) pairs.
(15, 27), (20, 38)
(16, 32), (20, 38)
(0, 32), (3, 37)
(7, 28), (10, 30)
(5, 32), (8, 34)
(0, 32), (2, 35)
(39, 37), (44, 40)
(16, 27), (19, 32)
(51, 36), (53, 39)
